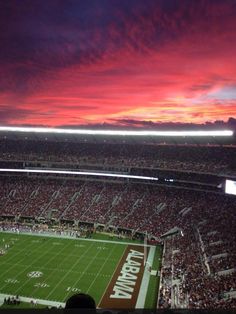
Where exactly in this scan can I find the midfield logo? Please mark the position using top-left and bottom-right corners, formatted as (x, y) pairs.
(27, 271), (43, 278)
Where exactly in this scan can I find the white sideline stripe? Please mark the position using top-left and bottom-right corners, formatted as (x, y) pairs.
(135, 246), (156, 309)
(0, 293), (64, 308)
(0, 126), (233, 137)
(0, 230), (154, 247)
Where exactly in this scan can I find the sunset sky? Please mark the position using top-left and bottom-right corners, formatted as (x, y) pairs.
(0, 0), (236, 127)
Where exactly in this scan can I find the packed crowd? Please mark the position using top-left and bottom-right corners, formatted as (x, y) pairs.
(158, 192), (236, 309)
(160, 235), (236, 309)
(0, 139), (235, 174)
(0, 175), (235, 309)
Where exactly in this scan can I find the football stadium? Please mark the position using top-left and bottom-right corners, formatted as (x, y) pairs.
(0, 127), (235, 310)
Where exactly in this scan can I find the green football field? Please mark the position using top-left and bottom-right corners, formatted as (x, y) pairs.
(0, 232), (161, 309)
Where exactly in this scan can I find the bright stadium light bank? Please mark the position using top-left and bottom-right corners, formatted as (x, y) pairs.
(0, 126), (233, 137)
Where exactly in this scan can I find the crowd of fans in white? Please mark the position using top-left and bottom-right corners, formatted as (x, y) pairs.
(0, 176), (235, 309)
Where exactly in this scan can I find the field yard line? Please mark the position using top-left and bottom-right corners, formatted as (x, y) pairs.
(0, 236), (38, 269)
(45, 241), (95, 300)
(7, 239), (74, 295)
(0, 292), (65, 308)
(29, 240), (93, 298)
(85, 244), (117, 295)
(0, 237), (52, 285)
(97, 245), (127, 308)
(135, 246), (156, 308)
(1, 230), (154, 247)
(62, 242), (110, 301)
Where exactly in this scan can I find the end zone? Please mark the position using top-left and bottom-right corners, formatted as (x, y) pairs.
(98, 245), (150, 309)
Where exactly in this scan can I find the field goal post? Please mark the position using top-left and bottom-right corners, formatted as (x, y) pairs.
(143, 231), (154, 274)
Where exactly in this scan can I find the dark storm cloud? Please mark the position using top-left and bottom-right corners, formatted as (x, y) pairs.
(0, 0), (215, 70)
(0, 105), (34, 123)
(110, 117), (236, 131)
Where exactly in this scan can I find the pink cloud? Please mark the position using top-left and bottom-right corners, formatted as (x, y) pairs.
(0, 1), (236, 126)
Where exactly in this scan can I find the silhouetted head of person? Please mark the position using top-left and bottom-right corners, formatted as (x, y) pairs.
(65, 293), (96, 310)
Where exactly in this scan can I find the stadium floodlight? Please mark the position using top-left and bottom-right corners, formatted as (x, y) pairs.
(0, 168), (159, 181)
(0, 126), (233, 137)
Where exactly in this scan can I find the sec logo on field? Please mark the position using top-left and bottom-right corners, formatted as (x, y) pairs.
(27, 271), (43, 278)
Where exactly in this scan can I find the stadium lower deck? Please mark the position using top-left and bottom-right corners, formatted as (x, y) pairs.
(0, 175), (235, 309)
(0, 137), (236, 309)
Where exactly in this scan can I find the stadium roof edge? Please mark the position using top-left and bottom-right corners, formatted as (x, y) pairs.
(0, 126), (233, 137)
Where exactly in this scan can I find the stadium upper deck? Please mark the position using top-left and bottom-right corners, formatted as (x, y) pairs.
(0, 126), (235, 194)
(0, 137), (235, 178)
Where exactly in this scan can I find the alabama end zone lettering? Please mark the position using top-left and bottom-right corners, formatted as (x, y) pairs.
(110, 249), (144, 300)
(99, 245), (148, 309)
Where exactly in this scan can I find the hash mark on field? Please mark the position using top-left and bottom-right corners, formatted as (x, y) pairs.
(9, 240), (73, 295)
(63, 242), (110, 301)
(86, 245), (117, 294)
(29, 240), (78, 296)
(45, 242), (96, 300)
